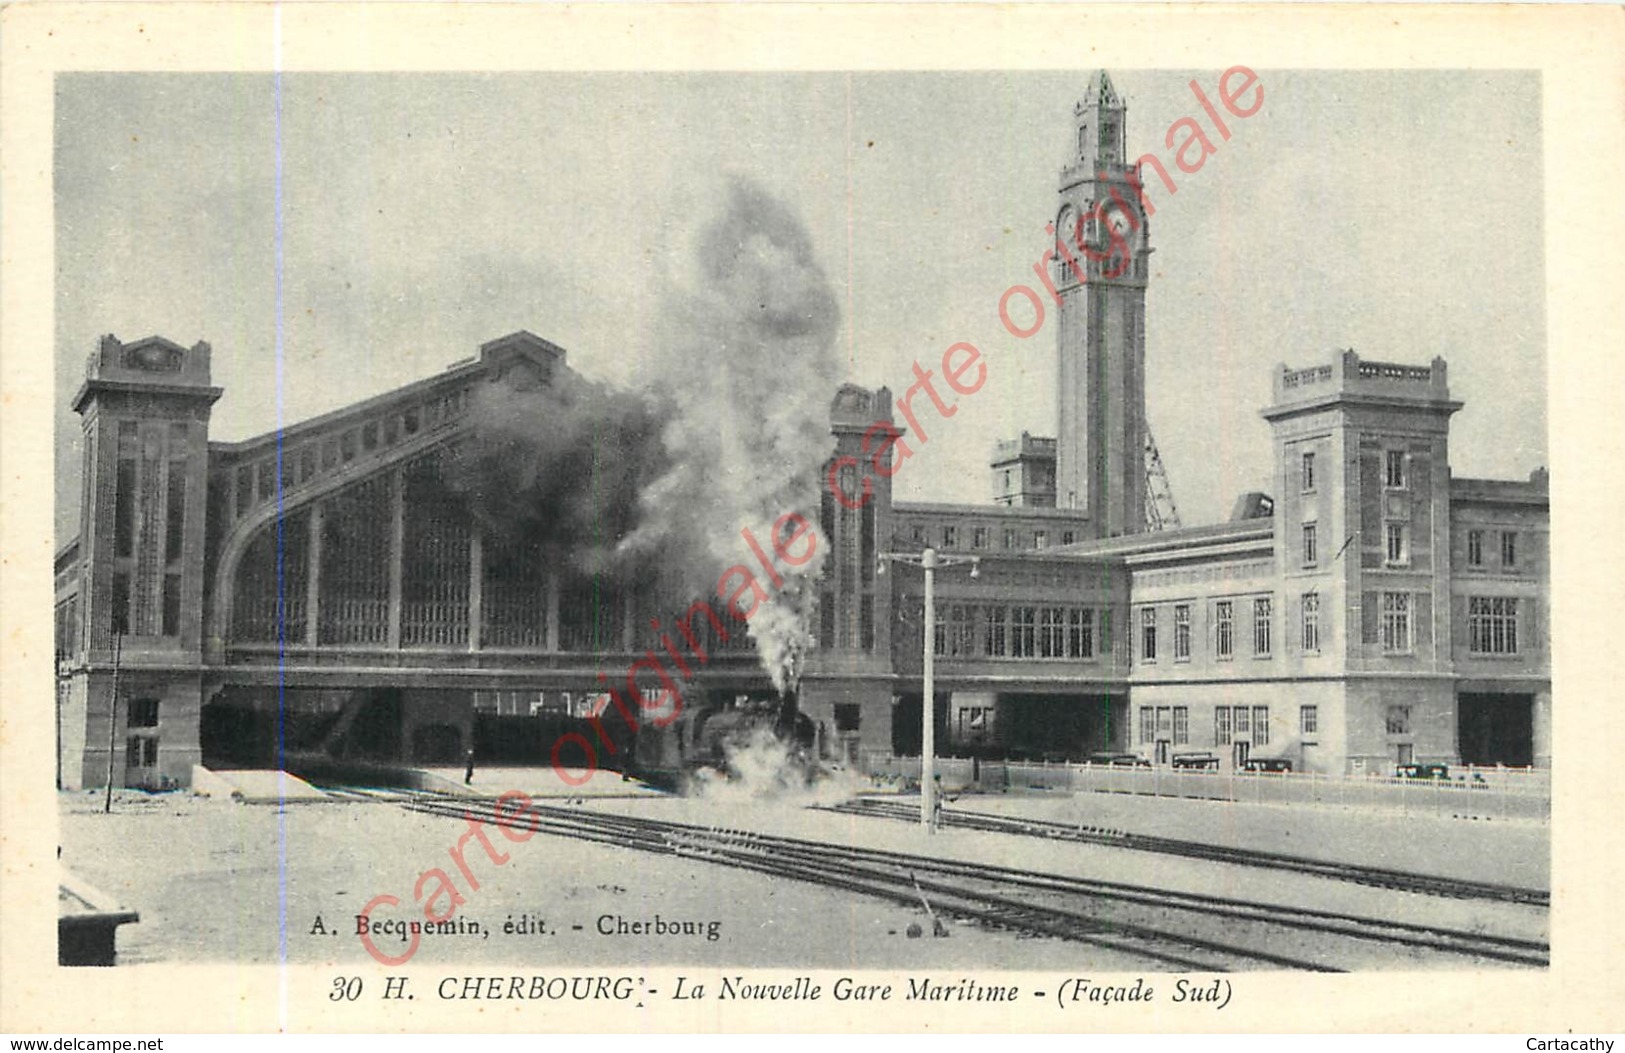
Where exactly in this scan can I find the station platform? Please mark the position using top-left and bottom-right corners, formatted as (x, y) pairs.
(414, 764), (669, 798)
(192, 767), (330, 803)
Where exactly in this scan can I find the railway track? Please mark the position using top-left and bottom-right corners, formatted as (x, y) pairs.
(382, 792), (1548, 972)
(822, 798), (1550, 907)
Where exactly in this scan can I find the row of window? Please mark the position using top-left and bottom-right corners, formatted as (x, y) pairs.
(231, 388), (470, 518)
(908, 523), (1078, 553)
(1138, 596), (1302, 662)
(1466, 528), (1520, 569)
(1137, 591), (1519, 661)
(1136, 704), (1274, 746)
(1298, 448), (1410, 494)
(1300, 519), (1418, 569)
(929, 604), (1111, 660)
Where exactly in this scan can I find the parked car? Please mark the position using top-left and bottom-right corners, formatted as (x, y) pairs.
(1086, 752), (1151, 768)
(1171, 752), (1220, 770)
(1241, 757), (1294, 773)
(1395, 762), (1450, 780)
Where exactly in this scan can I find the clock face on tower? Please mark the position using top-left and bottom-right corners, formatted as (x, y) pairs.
(1104, 205), (1133, 236)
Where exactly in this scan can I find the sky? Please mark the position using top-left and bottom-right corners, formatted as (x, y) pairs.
(54, 70), (1547, 543)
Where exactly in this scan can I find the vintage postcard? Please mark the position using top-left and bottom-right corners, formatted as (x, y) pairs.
(2, 2), (1623, 1036)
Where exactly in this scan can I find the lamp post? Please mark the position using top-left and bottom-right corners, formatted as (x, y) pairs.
(878, 546), (979, 833)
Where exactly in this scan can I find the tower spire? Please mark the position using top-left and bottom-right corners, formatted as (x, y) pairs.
(1080, 69), (1121, 110)
(1068, 70), (1127, 175)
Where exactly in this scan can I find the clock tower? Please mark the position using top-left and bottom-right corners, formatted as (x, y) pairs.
(1054, 70), (1150, 537)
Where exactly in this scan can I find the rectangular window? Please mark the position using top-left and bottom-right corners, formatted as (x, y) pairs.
(1215, 601), (1234, 659)
(984, 606), (1008, 657)
(1501, 531), (1518, 567)
(933, 603), (948, 656)
(1140, 707), (1155, 745)
(1468, 596), (1520, 655)
(1467, 529), (1484, 566)
(1301, 592), (1321, 653)
(1062, 531), (1076, 546)
(1003, 529), (1017, 550)
(164, 462), (187, 562)
(1381, 592), (1412, 653)
(1011, 606), (1037, 658)
(861, 503), (876, 585)
(832, 703), (861, 732)
(257, 460), (275, 500)
(1253, 597), (1272, 657)
(973, 526), (988, 550)
(1253, 706), (1270, 745)
(114, 458), (137, 558)
(1234, 705), (1250, 735)
(1156, 706), (1172, 737)
(1039, 608), (1066, 658)
(1385, 522), (1408, 565)
(1068, 608), (1094, 659)
(1300, 705), (1318, 737)
(1385, 705), (1411, 736)
(126, 736), (155, 769)
(1302, 522), (1318, 567)
(128, 698), (159, 727)
(162, 573), (182, 636)
(1173, 706), (1189, 745)
(941, 525), (957, 549)
(1385, 449), (1407, 489)
(1215, 706), (1232, 746)
(911, 524), (927, 545)
(110, 571), (130, 635)
(1034, 530), (1048, 550)
(1301, 451), (1316, 492)
(236, 465), (254, 515)
(1140, 607), (1157, 662)
(1173, 605), (1191, 661)
(948, 604), (976, 658)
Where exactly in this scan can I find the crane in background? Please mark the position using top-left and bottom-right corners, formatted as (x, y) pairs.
(1144, 425), (1182, 532)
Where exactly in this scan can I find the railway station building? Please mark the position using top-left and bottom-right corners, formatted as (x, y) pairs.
(53, 73), (1550, 789)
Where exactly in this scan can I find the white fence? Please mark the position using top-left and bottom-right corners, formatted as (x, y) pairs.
(860, 753), (1550, 822)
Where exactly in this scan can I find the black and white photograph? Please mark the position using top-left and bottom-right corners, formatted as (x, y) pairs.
(6, 2), (1624, 1038)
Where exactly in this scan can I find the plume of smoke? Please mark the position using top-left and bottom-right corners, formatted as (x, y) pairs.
(445, 371), (676, 587)
(436, 178), (841, 689)
(627, 178), (844, 692)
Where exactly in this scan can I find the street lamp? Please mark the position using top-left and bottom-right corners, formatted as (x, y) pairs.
(878, 546), (979, 833)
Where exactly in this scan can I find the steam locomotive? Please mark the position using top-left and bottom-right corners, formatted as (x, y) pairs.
(626, 688), (823, 792)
